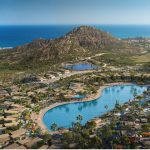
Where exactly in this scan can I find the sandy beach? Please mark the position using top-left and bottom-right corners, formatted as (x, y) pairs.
(31, 82), (138, 133)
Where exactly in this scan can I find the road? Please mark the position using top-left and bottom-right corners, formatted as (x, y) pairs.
(41, 70), (98, 84)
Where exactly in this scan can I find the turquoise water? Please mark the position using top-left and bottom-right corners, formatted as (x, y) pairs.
(2, 25), (150, 48)
(73, 94), (86, 99)
(64, 63), (98, 71)
(43, 84), (147, 130)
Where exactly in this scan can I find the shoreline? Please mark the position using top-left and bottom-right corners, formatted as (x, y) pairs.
(0, 47), (13, 50)
(31, 85), (107, 133)
(31, 82), (146, 133)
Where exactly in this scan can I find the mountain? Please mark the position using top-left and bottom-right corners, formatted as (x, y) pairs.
(0, 26), (144, 65)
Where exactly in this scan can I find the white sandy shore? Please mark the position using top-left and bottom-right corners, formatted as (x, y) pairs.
(31, 82), (140, 133)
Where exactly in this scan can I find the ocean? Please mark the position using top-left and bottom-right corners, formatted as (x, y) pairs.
(1, 25), (150, 48)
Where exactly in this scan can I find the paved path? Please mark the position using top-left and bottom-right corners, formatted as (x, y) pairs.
(41, 70), (99, 84)
(84, 53), (105, 60)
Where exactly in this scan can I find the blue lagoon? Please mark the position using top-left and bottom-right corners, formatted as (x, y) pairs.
(43, 84), (147, 131)
(64, 63), (98, 71)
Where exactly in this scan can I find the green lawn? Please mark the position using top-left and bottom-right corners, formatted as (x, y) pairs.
(132, 53), (150, 63)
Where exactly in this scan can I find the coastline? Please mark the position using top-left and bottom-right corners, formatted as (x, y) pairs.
(32, 82), (136, 133)
(0, 47), (13, 50)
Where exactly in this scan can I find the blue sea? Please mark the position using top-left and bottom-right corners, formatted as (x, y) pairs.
(1, 25), (150, 48)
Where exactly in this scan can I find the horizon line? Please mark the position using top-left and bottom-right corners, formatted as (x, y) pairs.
(1, 23), (150, 26)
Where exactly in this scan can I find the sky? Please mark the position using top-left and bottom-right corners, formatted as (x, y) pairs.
(0, 0), (150, 25)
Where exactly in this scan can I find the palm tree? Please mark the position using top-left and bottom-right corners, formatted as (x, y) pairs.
(104, 105), (108, 111)
(133, 89), (137, 100)
(76, 115), (83, 123)
(115, 100), (120, 110)
(51, 123), (58, 131)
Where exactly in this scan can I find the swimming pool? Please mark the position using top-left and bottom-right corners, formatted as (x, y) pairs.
(43, 84), (147, 131)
